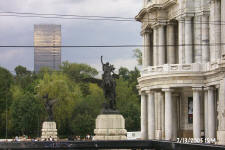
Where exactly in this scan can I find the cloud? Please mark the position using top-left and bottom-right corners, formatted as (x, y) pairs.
(0, 0), (143, 71)
(0, 48), (33, 71)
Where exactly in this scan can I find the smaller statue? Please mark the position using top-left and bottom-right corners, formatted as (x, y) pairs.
(43, 94), (57, 121)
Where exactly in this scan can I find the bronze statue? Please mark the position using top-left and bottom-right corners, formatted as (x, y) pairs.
(83, 56), (119, 114)
(101, 56), (119, 113)
(43, 94), (57, 121)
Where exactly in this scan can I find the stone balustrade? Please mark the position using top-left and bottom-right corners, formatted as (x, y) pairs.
(141, 63), (202, 76)
(141, 59), (224, 77)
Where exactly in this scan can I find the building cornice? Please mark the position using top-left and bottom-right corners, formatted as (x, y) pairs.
(136, 0), (177, 22)
(135, 8), (147, 22)
(161, 0), (177, 9)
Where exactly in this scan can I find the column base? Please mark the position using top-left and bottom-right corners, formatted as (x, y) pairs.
(155, 130), (162, 140)
(93, 114), (127, 141)
(41, 121), (58, 141)
(217, 131), (225, 145)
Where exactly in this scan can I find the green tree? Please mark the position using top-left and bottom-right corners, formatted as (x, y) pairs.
(133, 48), (142, 65)
(0, 67), (13, 113)
(60, 61), (98, 82)
(14, 65), (34, 92)
(0, 67), (13, 138)
(119, 67), (140, 94)
(15, 65), (31, 76)
(71, 83), (104, 137)
(116, 78), (140, 131)
(119, 67), (130, 80)
(9, 91), (44, 137)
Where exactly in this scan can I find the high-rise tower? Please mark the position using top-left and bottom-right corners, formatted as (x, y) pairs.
(34, 24), (61, 72)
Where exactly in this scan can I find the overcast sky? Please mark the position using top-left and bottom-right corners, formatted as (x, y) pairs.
(0, 0), (142, 73)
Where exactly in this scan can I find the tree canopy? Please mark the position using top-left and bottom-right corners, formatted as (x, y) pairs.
(0, 62), (141, 138)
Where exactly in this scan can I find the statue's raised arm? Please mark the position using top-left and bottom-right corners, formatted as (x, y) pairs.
(101, 56), (104, 65)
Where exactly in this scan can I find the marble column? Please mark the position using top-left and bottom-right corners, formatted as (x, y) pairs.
(141, 92), (148, 139)
(163, 88), (173, 141)
(217, 78), (225, 145)
(194, 16), (202, 63)
(167, 23), (176, 64)
(172, 94), (178, 141)
(185, 17), (193, 64)
(160, 92), (165, 139)
(208, 87), (216, 139)
(202, 15), (210, 63)
(204, 89), (208, 138)
(221, 0), (225, 58)
(158, 25), (166, 65)
(147, 91), (155, 139)
(153, 27), (158, 66)
(156, 92), (164, 140)
(214, 0), (221, 59)
(210, 0), (216, 62)
(192, 88), (202, 139)
(143, 30), (151, 67)
(210, 0), (221, 62)
(178, 18), (185, 64)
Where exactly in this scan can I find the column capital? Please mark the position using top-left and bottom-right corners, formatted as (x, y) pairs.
(138, 90), (142, 95)
(152, 23), (166, 29)
(172, 93), (180, 97)
(141, 28), (151, 36)
(203, 87), (208, 91)
(167, 21), (176, 26)
(184, 16), (192, 21)
(143, 28), (151, 33)
(146, 90), (154, 94)
(192, 87), (202, 91)
(139, 90), (146, 95)
(152, 25), (159, 30)
(215, 84), (220, 89)
(162, 88), (174, 92)
(177, 17), (184, 21)
(206, 86), (214, 91)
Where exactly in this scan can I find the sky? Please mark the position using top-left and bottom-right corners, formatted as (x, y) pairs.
(0, 0), (143, 73)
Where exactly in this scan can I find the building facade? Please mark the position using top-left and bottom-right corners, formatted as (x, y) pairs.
(34, 24), (61, 72)
(136, 0), (225, 145)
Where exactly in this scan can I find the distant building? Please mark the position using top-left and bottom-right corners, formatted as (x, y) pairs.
(34, 24), (61, 72)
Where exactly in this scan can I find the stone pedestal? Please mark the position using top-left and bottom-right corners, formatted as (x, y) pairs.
(93, 114), (127, 140)
(217, 131), (225, 145)
(41, 121), (58, 140)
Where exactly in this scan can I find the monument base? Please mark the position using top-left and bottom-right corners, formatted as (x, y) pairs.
(41, 121), (58, 141)
(217, 131), (225, 145)
(93, 114), (127, 140)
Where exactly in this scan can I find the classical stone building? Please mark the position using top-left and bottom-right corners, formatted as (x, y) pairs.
(136, 0), (225, 145)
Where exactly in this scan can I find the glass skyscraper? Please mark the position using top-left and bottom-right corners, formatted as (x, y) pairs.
(34, 24), (61, 72)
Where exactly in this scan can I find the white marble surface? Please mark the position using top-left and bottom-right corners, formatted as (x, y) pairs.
(93, 114), (127, 141)
(41, 121), (58, 140)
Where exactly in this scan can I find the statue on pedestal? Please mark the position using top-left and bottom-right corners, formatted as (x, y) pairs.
(92, 57), (127, 141)
(41, 94), (58, 140)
